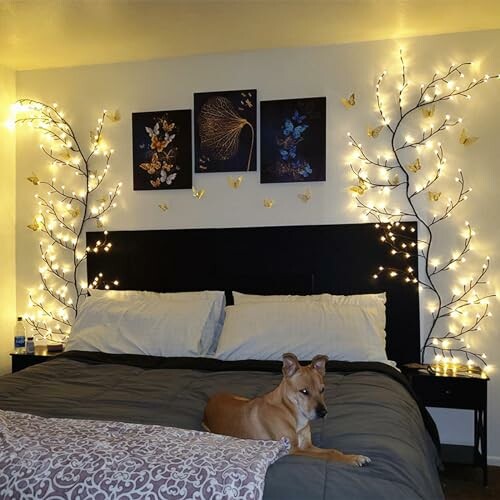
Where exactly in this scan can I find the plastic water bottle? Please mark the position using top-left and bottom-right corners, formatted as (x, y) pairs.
(14, 317), (26, 354)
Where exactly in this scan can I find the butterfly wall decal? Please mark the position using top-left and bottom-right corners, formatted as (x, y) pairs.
(192, 187), (205, 200)
(428, 191), (442, 202)
(459, 128), (479, 146)
(227, 176), (243, 189)
(27, 219), (41, 232)
(349, 180), (368, 195)
(298, 188), (312, 203)
(158, 203), (168, 212)
(67, 207), (80, 218)
(27, 174), (40, 185)
(407, 158), (422, 173)
(341, 93), (356, 108)
(367, 125), (383, 139)
(263, 198), (274, 208)
(105, 110), (121, 123)
(389, 173), (400, 186)
(421, 105), (435, 118)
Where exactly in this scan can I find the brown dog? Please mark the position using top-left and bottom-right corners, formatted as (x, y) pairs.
(203, 352), (371, 466)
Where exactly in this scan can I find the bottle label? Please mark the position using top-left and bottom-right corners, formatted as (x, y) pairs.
(14, 336), (26, 348)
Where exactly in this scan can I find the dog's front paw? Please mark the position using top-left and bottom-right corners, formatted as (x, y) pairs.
(346, 454), (371, 467)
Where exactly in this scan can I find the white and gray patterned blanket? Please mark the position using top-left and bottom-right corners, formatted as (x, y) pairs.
(0, 410), (289, 500)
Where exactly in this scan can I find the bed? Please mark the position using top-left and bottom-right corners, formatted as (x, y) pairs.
(0, 223), (444, 499)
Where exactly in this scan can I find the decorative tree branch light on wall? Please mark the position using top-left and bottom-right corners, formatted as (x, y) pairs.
(16, 99), (122, 343)
(346, 51), (499, 368)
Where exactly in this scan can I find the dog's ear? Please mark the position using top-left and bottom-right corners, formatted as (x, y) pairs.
(282, 353), (300, 377)
(310, 355), (329, 376)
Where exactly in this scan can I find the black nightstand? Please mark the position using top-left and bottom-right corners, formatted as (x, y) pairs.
(405, 369), (489, 486)
(10, 346), (61, 373)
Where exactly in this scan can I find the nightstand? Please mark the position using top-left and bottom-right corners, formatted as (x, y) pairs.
(405, 369), (489, 486)
(10, 346), (61, 373)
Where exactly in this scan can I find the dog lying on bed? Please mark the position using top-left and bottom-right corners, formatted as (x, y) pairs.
(203, 352), (371, 466)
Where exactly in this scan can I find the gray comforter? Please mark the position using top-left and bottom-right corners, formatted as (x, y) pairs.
(0, 352), (444, 500)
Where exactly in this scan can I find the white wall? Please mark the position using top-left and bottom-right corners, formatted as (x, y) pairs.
(0, 65), (16, 374)
(15, 30), (500, 460)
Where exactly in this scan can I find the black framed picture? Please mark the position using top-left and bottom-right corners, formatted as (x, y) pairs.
(132, 110), (192, 190)
(260, 97), (326, 183)
(194, 89), (257, 173)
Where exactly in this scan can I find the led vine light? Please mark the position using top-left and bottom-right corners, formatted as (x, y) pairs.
(16, 99), (121, 343)
(347, 51), (499, 368)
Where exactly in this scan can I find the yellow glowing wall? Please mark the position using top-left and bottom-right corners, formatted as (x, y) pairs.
(0, 65), (16, 374)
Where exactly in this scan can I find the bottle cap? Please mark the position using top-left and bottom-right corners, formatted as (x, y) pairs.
(27, 337), (34, 340)
(17, 316), (22, 321)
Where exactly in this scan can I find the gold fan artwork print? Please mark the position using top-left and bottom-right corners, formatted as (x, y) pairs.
(194, 90), (257, 173)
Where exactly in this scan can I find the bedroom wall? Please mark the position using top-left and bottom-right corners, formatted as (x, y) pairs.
(14, 29), (500, 461)
(0, 65), (16, 374)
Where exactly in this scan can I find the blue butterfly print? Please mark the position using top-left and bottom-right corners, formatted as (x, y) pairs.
(282, 119), (294, 136)
(292, 110), (306, 123)
(292, 124), (308, 139)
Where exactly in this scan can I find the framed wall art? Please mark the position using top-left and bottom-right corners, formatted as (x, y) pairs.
(260, 97), (326, 183)
(194, 89), (257, 173)
(132, 109), (192, 190)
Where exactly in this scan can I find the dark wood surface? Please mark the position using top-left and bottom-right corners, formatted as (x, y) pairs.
(442, 464), (499, 499)
(87, 223), (421, 365)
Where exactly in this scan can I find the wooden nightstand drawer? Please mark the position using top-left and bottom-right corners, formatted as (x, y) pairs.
(412, 375), (486, 410)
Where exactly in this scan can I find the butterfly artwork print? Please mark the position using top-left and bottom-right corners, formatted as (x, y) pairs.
(132, 110), (192, 190)
(260, 97), (326, 184)
(194, 89), (257, 173)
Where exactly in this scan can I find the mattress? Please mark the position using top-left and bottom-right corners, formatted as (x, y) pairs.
(0, 351), (443, 499)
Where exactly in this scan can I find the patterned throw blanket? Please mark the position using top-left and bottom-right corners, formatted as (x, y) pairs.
(0, 410), (289, 500)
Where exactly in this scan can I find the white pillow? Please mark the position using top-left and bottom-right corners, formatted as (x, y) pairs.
(232, 291), (386, 342)
(89, 289), (225, 355)
(215, 301), (389, 364)
(67, 295), (214, 357)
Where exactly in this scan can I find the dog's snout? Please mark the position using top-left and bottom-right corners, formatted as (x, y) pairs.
(316, 406), (328, 418)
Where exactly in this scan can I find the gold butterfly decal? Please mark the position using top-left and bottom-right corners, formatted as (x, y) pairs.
(67, 207), (80, 218)
(263, 198), (274, 208)
(97, 196), (108, 204)
(192, 187), (205, 200)
(407, 158), (422, 173)
(159, 203), (169, 212)
(428, 191), (442, 202)
(421, 105), (435, 118)
(105, 110), (121, 123)
(389, 173), (400, 186)
(27, 219), (41, 231)
(96, 219), (104, 228)
(298, 188), (312, 203)
(227, 176), (243, 189)
(341, 93), (356, 108)
(349, 180), (368, 196)
(367, 125), (383, 139)
(459, 128), (479, 146)
(27, 173), (40, 185)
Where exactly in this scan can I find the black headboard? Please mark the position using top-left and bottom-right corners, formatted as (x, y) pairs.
(86, 223), (420, 365)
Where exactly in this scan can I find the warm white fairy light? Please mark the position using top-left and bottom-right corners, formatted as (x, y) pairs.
(347, 53), (498, 368)
(17, 99), (121, 343)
